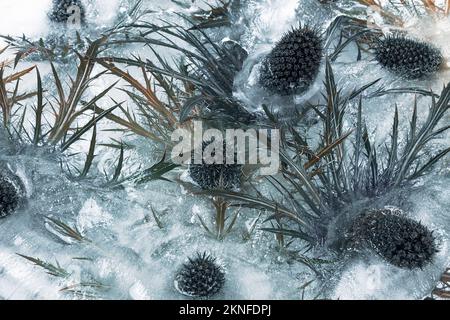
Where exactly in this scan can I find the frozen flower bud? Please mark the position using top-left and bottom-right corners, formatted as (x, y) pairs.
(189, 140), (242, 190)
(375, 35), (443, 79)
(259, 26), (323, 96)
(175, 252), (225, 298)
(345, 208), (437, 269)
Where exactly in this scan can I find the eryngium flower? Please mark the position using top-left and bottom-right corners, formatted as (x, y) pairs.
(189, 141), (242, 190)
(175, 252), (225, 298)
(0, 173), (22, 218)
(189, 163), (241, 190)
(346, 209), (437, 269)
(259, 26), (322, 96)
(374, 36), (443, 79)
(49, 0), (85, 24)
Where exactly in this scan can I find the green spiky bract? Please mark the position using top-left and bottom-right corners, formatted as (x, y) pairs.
(0, 173), (23, 218)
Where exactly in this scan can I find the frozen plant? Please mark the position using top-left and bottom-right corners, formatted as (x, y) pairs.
(212, 61), (449, 270)
(374, 35), (444, 79)
(343, 208), (438, 269)
(259, 26), (323, 96)
(0, 168), (26, 218)
(174, 252), (225, 298)
(189, 141), (242, 191)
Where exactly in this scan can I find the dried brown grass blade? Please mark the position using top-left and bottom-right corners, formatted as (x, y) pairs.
(97, 59), (177, 127)
(4, 66), (35, 84)
(304, 130), (353, 170)
(86, 104), (162, 141)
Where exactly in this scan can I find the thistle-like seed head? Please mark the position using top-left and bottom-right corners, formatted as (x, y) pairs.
(375, 35), (443, 79)
(259, 26), (323, 96)
(0, 173), (24, 218)
(346, 208), (437, 269)
(175, 252), (225, 298)
(189, 140), (242, 190)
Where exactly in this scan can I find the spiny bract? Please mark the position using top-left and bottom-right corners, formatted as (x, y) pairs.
(346, 208), (437, 269)
(175, 252), (225, 298)
(189, 141), (242, 190)
(49, 0), (85, 24)
(0, 173), (22, 218)
(259, 26), (323, 96)
(375, 35), (443, 79)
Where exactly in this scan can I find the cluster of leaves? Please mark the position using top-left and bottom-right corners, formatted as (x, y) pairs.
(18, 217), (111, 299)
(210, 60), (450, 250)
(102, 24), (253, 126)
(83, 8), (450, 255)
(0, 2), (182, 185)
(0, 39), (127, 182)
(2, 0), (449, 295)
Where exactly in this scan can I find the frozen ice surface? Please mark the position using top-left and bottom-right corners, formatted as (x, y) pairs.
(0, 134), (316, 299)
(0, 0), (449, 300)
(0, 1), (52, 40)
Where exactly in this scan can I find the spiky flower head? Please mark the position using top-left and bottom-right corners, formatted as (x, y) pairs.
(345, 208), (437, 269)
(0, 172), (24, 218)
(189, 140), (242, 190)
(259, 26), (323, 96)
(374, 35), (443, 79)
(175, 252), (225, 298)
(49, 0), (85, 24)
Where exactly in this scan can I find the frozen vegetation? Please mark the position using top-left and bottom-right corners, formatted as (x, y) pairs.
(0, 0), (448, 300)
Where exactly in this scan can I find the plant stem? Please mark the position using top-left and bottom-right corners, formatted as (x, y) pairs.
(213, 196), (228, 240)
